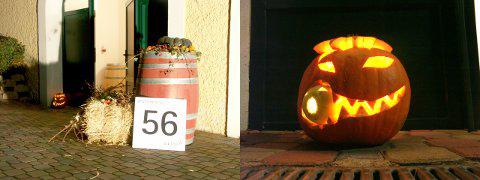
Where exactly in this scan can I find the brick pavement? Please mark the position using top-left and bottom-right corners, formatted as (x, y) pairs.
(241, 130), (480, 169)
(0, 101), (239, 179)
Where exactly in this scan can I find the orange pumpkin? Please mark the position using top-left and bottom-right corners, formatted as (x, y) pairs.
(52, 93), (67, 108)
(297, 36), (411, 145)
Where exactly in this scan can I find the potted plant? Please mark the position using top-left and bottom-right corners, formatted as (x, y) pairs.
(0, 35), (26, 100)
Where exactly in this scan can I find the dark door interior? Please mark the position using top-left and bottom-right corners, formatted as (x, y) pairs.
(148, 0), (168, 45)
(249, 0), (479, 130)
(132, 0), (168, 88)
(63, 8), (94, 106)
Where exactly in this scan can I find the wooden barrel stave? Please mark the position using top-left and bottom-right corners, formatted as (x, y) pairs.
(138, 52), (199, 145)
(138, 84), (199, 114)
(103, 64), (127, 91)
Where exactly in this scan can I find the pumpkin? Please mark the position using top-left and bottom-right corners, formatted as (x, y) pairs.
(52, 93), (67, 108)
(297, 36), (411, 145)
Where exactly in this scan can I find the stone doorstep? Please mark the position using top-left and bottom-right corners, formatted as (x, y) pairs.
(450, 147), (480, 159)
(14, 85), (28, 93)
(252, 142), (301, 151)
(3, 79), (15, 87)
(241, 147), (288, 164)
(333, 149), (393, 168)
(452, 134), (480, 141)
(427, 137), (480, 148)
(408, 131), (451, 139)
(262, 150), (338, 166)
(433, 130), (470, 135)
(10, 74), (25, 81)
(384, 146), (463, 164)
(2, 92), (18, 100)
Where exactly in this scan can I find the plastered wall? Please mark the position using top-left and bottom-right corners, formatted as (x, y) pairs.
(240, 0), (250, 130)
(185, 0), (230, 134)
(0, 0), (39, 102)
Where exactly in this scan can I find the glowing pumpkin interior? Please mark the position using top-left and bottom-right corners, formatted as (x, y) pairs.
(301, 36), (408, 126)
(52, 93), (67, 107)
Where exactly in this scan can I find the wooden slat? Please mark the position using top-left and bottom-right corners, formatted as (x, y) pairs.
(379, 169), (393, 180)
(340, 169), (353, 180)
(245, 169), (268, 180)
(431, 167), (457, 180)
(319, 170), (336, 180)
(299, 170), (323, 180)
(283, 169), (305, 180)
(468, 166), (480, 177)
(360, 169), (372, 180)
(398, 169), (415, 180)
(415, 168), (435, 180)
(240, 169), (252, 179)
(263, 169), (286, 180)
(450, 167), (477, 180)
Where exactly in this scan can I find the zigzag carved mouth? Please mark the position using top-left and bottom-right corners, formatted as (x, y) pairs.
(329, 86), (406, 124)
(302, 86), (406, 126)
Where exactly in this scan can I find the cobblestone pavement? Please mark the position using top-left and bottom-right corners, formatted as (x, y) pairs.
(0, 101), (239, 179)
(241, 130), (480, 168)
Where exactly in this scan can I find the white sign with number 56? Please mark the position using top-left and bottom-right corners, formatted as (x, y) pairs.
(132, 97), (187, 151)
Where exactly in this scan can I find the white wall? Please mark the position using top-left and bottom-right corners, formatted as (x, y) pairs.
(240, 0), (251, 130)
(227, 0), (240, 138)
(38, 0), (63, 106)
(475, 0), (480, 72)
(168, 0), (185, 37)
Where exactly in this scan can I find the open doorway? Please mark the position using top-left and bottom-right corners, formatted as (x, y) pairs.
(125, 0), (168, 93)
(62, 0), (95, 106)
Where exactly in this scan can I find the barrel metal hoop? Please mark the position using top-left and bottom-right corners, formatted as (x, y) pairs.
(140, 63), (197, 69)
(186, 128), (196, 134)
(139, 78), (198, 84)
(144, 52), (199, 59)
(105, 77), (126, 79)
(106, 68), (128, 70)
(186, 138), (194, 145)
(187, 113), (198, 120)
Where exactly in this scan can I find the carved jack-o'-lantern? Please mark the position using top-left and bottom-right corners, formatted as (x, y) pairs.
(52, 93), (67, 108)
(297, 36), (411, 145)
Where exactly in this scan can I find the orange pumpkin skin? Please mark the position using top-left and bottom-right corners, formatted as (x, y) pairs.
(297, 37), (411, 145)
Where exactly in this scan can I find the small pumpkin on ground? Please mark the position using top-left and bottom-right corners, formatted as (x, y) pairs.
(52, 93), (67, 108)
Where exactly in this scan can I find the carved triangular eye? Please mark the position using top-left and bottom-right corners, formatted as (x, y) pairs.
(318, 61), (335, 73)
(363, 56), (394, 68)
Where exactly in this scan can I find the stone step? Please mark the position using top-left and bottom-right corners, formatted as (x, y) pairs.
(14, 84), (28, 93)
(11, 74), (25, 81)
(2, 92), (18, 99)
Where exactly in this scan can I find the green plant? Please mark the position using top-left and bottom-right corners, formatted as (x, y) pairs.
(0, 35), (25, 74)
(150, 36), (202, 57)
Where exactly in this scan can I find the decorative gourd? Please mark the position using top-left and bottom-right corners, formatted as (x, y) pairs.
(297, 36), (411, 145)
(52, 93), (67, 108)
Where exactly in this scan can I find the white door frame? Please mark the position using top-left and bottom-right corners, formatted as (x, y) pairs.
(38, 0), (64, 106)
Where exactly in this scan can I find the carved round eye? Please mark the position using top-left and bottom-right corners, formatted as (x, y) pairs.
(318, 61), (335, 73)
(363, 56), (394, 68)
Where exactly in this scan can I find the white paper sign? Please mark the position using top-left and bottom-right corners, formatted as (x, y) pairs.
(132, 97), (187, 151)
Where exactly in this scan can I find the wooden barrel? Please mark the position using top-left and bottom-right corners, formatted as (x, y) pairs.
(138, 52), (199, 145)
(103, 64), (127, 92)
